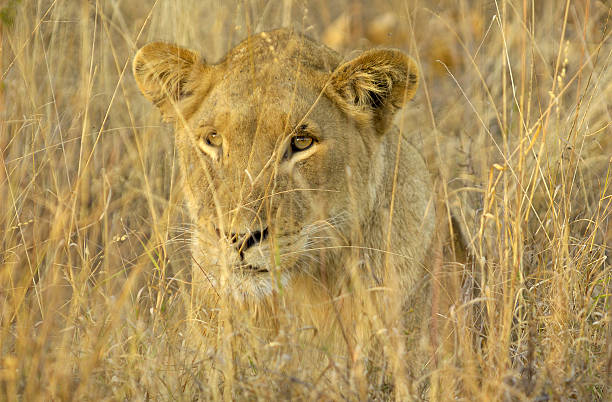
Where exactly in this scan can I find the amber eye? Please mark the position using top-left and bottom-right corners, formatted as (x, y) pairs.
(291, 135), (314, 152)
(205, 130), (222, 147)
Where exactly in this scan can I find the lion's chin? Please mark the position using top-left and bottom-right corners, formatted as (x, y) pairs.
(193, 236), (304, 300)
(225, 268), (293, 301)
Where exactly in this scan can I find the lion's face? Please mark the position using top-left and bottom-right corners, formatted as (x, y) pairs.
(133, 29), (418, 298)
(182, 79), (363, 291)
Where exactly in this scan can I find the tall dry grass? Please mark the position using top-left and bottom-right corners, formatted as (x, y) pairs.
(1, 0), (610, 400)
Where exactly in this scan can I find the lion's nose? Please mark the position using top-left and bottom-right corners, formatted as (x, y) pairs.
(216, 227), (269, 258)
(237, 228), (268, 253)
(234, 228), (267, 260)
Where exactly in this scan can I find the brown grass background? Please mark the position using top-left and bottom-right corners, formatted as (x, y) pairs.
(1, 0), (611, 400)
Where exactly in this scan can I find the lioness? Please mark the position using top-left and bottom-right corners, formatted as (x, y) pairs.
(133, 29), (434, 358)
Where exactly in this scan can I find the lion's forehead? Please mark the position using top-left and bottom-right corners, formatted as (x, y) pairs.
(215, 60), (328, 101)
(217, 73), (299, 99)
(223, 29), (340, 74)
(201, 74), (321, 130)
(215, 107), (288, 142)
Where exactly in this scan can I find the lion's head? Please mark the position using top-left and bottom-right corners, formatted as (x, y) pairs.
(133, 29), (420, 299)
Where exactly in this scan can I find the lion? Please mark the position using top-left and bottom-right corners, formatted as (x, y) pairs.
(133, 28), (434, 365)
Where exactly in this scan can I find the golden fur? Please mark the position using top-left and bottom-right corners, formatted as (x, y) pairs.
(133, 29), (434, 353)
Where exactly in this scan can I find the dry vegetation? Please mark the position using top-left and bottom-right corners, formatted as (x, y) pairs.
(1, 0), (611, 400)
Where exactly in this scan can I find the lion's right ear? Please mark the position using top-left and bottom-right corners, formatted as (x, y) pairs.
(133, 42), (209, 122)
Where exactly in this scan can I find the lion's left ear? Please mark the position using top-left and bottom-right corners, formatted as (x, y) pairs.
(326, 49), (418, 131)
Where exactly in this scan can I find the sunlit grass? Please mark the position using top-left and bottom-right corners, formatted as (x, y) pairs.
(1, 0), (610, 400)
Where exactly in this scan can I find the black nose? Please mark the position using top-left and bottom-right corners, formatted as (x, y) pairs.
(215, 227), (269, 256)
(240, 227), (268, 251)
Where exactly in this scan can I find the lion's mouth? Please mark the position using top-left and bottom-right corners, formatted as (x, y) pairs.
(204, 226), (307, 276)
(235, 263), (269, 274)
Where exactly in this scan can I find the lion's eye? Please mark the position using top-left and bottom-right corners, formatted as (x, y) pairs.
(291, 135), (314, 152)
(205, 130), (222, 147)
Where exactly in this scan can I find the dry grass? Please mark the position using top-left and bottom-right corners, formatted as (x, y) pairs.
(1, 0), (611, 400)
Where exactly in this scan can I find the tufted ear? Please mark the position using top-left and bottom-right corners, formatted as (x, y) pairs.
(326, 49), (418, 131)
(133, 42), (209, 122)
